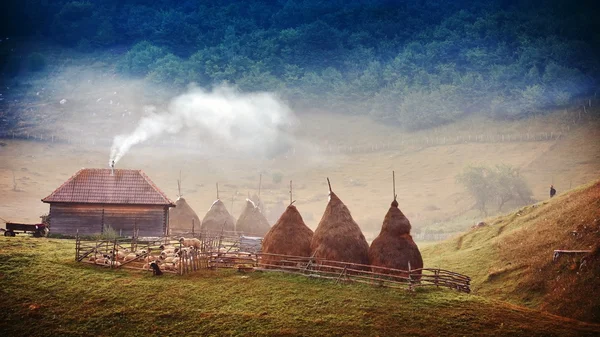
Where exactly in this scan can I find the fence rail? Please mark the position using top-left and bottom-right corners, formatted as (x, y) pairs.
(75, 235), (471, 293)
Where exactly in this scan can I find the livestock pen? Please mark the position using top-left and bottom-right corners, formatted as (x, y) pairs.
(75, 233), (470, 293)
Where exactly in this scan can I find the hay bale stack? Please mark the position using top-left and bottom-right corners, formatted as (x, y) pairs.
(168, 197), (201, 234)
(311, 191), (370, 268)
(200, 199), (236, 233)
(236, 199), (271, 236)
(368, 199), (423, 278)
(261, 204), (314, 267)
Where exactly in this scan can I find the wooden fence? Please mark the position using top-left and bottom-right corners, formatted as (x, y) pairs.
(75, 236), (471, 293)
(75, 236), (209, 275)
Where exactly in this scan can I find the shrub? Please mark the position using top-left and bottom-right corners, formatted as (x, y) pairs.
(146, 54), (187, 86)
(98, 224), (119, 240)
(116, 41), (166, 76)
(456, 164), (533, 215)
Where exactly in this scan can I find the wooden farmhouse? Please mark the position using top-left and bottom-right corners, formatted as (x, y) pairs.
(42, 168), (175, 236)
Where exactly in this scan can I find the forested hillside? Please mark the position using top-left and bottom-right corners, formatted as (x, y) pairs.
(1, 0), (599, 129)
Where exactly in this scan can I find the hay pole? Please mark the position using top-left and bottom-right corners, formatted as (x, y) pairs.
(392, 171), (397, 200)
(177, 170), (182, 198)
(216, 182), (219, 199)
(258, 174), (262, 204)
(289, 180), (296, 205)
(326, 177), (332, 193)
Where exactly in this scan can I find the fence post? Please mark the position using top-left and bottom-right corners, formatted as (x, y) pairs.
(75, 232), (79, 262)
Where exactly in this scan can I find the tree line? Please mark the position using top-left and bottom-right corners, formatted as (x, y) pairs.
(2, 0), (599, 129)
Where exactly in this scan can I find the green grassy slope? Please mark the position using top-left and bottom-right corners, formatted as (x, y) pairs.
(0, 238), (599, 336)
(422, 180), (600, 323)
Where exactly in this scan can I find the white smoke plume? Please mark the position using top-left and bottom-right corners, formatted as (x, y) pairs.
(109, 85), (296, 165)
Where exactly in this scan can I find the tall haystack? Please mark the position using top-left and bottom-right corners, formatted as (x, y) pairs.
(261, 204), (314, 267)
(169, 197), (201, 234)
(236, 199), (271, 236)
(310, 182), (370, 267)
(200, 199), (236, 233)
(368, 199), (423, 278)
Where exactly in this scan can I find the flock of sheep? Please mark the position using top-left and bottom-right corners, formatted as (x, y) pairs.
(87, 237), (202, 273)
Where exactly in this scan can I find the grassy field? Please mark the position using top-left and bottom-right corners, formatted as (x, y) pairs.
(0, 237), (599, 337)
(422, 180), (600, 323)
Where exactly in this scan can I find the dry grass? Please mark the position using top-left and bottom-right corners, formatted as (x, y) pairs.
(422, 180), (600, 323)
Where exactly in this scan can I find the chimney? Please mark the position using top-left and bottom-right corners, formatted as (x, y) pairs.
(111, 160), (115, 175)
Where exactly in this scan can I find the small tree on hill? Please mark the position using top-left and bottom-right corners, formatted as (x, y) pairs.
(456, 164), (533, 215)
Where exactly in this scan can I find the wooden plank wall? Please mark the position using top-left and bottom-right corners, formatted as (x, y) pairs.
(49, 204), (167, 236)
(50, 204), (103, 235)
(104, 205), (166, 236)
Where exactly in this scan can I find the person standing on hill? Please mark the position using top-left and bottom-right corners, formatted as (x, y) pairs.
(550, 185), (556, 198)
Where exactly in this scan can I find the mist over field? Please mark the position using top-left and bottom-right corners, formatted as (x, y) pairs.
(0, 0), (599, 236)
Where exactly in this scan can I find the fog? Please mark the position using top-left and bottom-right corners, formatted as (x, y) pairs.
(1, 62), (599, 241)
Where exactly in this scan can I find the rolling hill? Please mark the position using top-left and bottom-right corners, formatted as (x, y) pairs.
(422, 179), (600, 323)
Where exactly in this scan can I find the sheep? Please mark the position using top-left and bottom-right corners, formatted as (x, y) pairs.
(159, 246), (177, 255)
(179, 237), (201, 250)
(107, 260), (122, 268)
(115, 251), (127, 260)
(124, 253), (138, 262)
(180, 247), (194, 254)
(159, 244), (175, 251)
(134, 249), (148, 256)
(161, 263), (175, 271)
(159, 251), (176, 260)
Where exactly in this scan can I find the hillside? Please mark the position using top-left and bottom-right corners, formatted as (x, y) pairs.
(421, 180), (600, 323)
(0, 237), (599, 336)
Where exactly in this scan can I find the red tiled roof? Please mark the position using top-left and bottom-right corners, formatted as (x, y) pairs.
(42, 169), (175, 206)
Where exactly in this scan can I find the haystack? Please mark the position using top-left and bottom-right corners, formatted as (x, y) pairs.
(310, 189), (370, 268)
(368, 199), (423, 278)
(261, 204), (314, 267)
(200, 199), (236, 233)
(168, 197), (201, 234)
(235, 199), (271, 236)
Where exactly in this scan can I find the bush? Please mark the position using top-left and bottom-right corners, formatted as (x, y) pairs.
(456, 164), (533, 215)
(116, 41), (166, 76)
(27, 53), (46, 72)
(146, 54), (187, 86)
